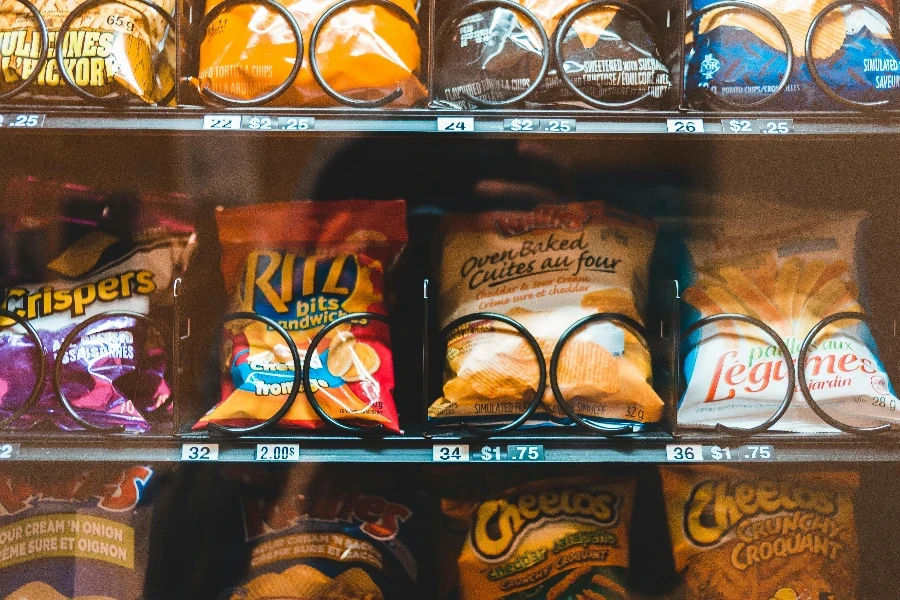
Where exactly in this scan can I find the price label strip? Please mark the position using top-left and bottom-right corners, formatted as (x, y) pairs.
(722, 118), (756, 134)
(758, 118), (793, 134)
(239, 116), (316, 131)
(0, 114), (45, 128)
(0, 443), (20, 459)
(432, 444), (470, 462)
(504, 118), (577, 133)
(472, 445), (545, 462)
(255, 443), (300, 462)
(667, 444), (776, 462)
(181, 443), (219, 461)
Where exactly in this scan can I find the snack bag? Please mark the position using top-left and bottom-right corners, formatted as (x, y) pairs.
(0, 464), (157, 600)
(197, 0), (426, 107)
(220, 466), (420, 600)
(685, 0), (900, 109)
(0, 177), (195, 432)
(661, 466), (859, 600)
(195, 200), (405, 432)
(0, 0), (176, 104)
(442, 476), (635, 600)
(436, 0), (671, 109)
(679, 210), (899, 432)
(429, 202), (663, 428)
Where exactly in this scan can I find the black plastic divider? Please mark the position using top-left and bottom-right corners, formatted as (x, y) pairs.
(183, 0), (429, 108)
(0, 279), (183, 436)
(0, 0), (177, 105)
(431, 0), (680, 110)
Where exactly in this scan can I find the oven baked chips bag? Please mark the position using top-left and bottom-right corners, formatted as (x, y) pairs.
(679, 210), (899, 432)
(197, 0), (426, 106)
(221, 466), (420, 600)
(442, 476), (635, 600)
(686, 0), (900, 109)
(0, 464), (157, 600)
(661, 466), (859, 600)
(0, 0), (176, 104)
(0, 177), (195, 432)
(195, 200), (405, 432)
(429, 202), (663, 429)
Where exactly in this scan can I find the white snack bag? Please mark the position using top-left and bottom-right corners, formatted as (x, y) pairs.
(679, 211), (898, 432)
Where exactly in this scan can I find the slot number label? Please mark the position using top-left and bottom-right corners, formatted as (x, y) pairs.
(437, 117), (475, 132)
(666, 118), (704, 133)
(666, 444), (703, 461)
(202, 115), (241, 130)
(255, 444), (299, 462)
(181, 443), (219, 461)
(0, 444), (19, 459)
(1, 114), (44, 128)
(432, 444), (469, 462)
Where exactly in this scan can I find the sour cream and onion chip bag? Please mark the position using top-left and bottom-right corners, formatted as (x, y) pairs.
(679, 211), (899, 432)
(195, 200), (406, 432)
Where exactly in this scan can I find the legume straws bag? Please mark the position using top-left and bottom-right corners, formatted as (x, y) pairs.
(195, 200), (405, 432)
(0, 177), (195, 432)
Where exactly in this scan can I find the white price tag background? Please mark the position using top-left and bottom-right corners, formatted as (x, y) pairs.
(666, 118), (704, 133)
(437, 117), (474, 132)
(181, 444), (219, 461)
(203, 115), (241, 130)
(432, 444), (469, 462)
(256, 444), (300, 461)
(666, 444), (704, 461)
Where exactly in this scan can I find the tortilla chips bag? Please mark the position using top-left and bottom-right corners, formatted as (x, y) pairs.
(195, 200), (406, 432)
(442, 476), (635, 600)
(661, 466), (859, 600)
(0, 464), (157, 600)
(685, 0), (900, 109)
(221, 466), (420, 600)
(0, 177), (195, 432)
(197, 0), (426, 106)
(429, 202), (663, 428)
(679, 210), (899, 432)
(0, 0), (176, 104)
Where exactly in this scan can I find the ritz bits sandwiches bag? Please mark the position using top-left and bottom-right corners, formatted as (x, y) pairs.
(197, 0), (426, 106)
(679, 211), (899, 432)
(0, 464), (156, 600)
(195, 200), (405, 432)
(0, 177), (196, 432)
(220, 466), (420, 600)
(442, 476), (635, 600)
(0, 0), (175, 103)
(429, 202), (664, 429)
(661, 467), (859, 600)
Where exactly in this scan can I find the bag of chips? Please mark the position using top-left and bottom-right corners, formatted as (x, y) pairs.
(0, 0), (176, 104)
(679, 209), (899, 432)
(197, 0), (426, 106)
(195, 200), (406, 432)
(436, 0), (671, 109)
(661, 466), (859, 600)
(428, 202), (663, 429)
(220, 465), (420, 600)
(442, 476), (635, 600)
(0, 177), (195, 432)
(685, 0), (900, 109)
(0, 464), (157, 600)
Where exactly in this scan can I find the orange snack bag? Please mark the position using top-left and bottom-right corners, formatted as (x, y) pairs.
(194, 200), (407, 432)
(197, 0), (426, 106)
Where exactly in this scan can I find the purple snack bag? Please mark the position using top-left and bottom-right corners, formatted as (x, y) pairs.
(0, 177), (196, 432)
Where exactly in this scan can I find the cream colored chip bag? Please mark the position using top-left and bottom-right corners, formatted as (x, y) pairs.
(679, 210), (899, 432)
(429, 202), (664, 428)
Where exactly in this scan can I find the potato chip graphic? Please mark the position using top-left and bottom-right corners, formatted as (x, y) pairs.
(5, 583), (67, 600)
(244, 573), (296, 600)
(281, 564), (331, 597)
(328, 330), (358, 377)
(322, 568), (383, 600)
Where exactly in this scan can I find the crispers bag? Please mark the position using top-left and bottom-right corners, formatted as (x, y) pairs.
(195, 200), (406, 432)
